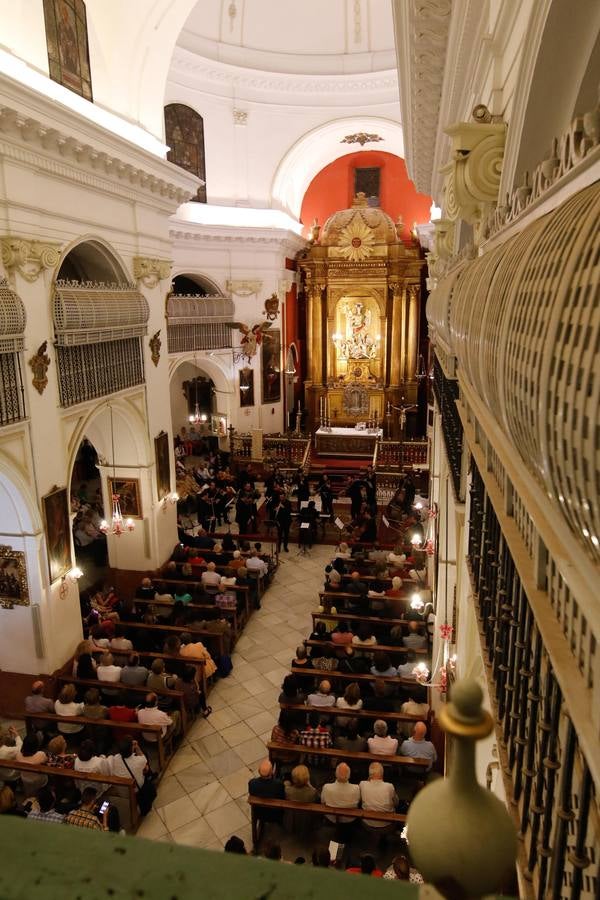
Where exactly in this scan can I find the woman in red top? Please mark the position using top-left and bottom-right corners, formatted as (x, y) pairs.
(346, 855), (383, 877)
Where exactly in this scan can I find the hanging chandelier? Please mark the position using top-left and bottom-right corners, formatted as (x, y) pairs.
(99, 405), (135, 537)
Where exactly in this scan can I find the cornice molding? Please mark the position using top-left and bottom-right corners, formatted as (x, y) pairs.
(0, 80), (197, 213)
(226, 279), (263, 296)
(170, 224), (308, 256)
(393, 0), (452, 194)
(169, 46), (398, 96)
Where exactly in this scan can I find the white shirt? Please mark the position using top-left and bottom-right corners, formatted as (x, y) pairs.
(321, 780), (360, 822)
(359, 779), (398, 826)
(54, 700), (85, 733)
(307, 692), (336, 707)
(201, 570), (221, 586)
(137, 706), (172, 739)
(368, 734), (399, 756)
(335, 697), (363, 710)
(107, 752), (147, 788)
(97, 665), (122, 683)
(74, 755), (109, 792)
(245, 557), (268, 576)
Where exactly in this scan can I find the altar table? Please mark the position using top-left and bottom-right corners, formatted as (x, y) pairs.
(315, 426), (383, 457)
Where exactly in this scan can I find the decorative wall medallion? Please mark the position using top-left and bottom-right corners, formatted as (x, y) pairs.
(149, 330), (161, 366)
(0, 545), (29, 608)
(337, 219), (375, 261)
(233, 108), (248, 125)
(264, 293), (280, 321)
(132, 256), (172, 289)
(29, 341), (51, 394)
(226, 279), (263, 296)
(341, 133), (384, 147)
(0, 237), (61, 282)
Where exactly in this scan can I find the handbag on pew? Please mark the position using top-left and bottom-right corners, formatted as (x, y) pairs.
(122, 757), (157, 817)
(216, 592), (236, 610)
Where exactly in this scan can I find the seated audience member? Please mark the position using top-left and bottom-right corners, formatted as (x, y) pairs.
(245, 551), (268, 578)
(76, 652), (97, 681)
(65, 787), (109, 831)
(278, 674), (304, 706)
(46, 735), (76, 769)
(370, 652), (398, 678)
(368, 720), (399, 756)
(224, 835), (247, 854)
(402, 620), (427, 651)
(136, 577), (156, 600)
(74, 740), (108, 790)
(385, 576), (404, 598)
(0, 785), (29, 817)
(120, 654), (149, 687)
(179, 632), (217, 678)
(176, 665), (211, 717)
(118, 596), (139, 622)
(324, 566), (342, 590)
(320, 762), (360, 823)
(310, 646), (339, 672)
(0, 726), (22, 783)
(82, 688), (107, 720)
(107, 702), (137, 723)
(347, 571), (368, 597)
(400, 721), (437, 770)
(96, 652), (122, 683)
(201, 561), (222, 589)
(352, 622), (377, 646)
(401, 698), (430, 718)
(334, 719), (368, 753)
(383, 854), (424, 883)
(396, 658), (419, 680)
(248, 759), (285, 823)
(300, 711), (332, 750)
(338, 646), (371, 675)
(307, 680), (335, 708)
(334, 542), (352, 560)
(90, 624), (111, 649)
(16, 733), (48, 794)
(26, 786), (65, 824)
(194, 616), (233, 657)
(24, 681), (55, 725)
(308, 621), (328, 643)
(331, 621), (353, 645)
(270, 709), (300, 760)
(359, 761), (399, 830)
(72, 640), (96, 676)
(284, 764), (318, 802)
(362, 679), (395, 713)
(137, 693), (177, 740)
(147, 658), (177, 706)
(292, 645), (312, 670)
(346, 854), (383, 877)
(54, 684), (85, 734)
(228, 550), (244, 570)
(312, 846), (332, 868)
(53, 778), (81, 815)
(336, 682), (362, 711)
(387, 546), (407, 567)
(106, 738), (148, 788)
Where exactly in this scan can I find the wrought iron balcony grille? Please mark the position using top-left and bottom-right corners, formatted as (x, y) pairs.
(433, 356), (463, 498)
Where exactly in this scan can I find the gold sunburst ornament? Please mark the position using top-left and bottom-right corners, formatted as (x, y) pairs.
(337, 219), (376, 261)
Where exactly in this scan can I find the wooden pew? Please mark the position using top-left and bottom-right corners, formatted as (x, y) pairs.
(120, 620), (225, 659)
(311, 610), (413, 631)
(304, 639), (428, 657)
(278, 702), (425, 728)
(317, 591), (419, 619)
(56, 675), (188, 733)
(247, 795), (407, 851)
(290, 666), (420, 690)
(134, 594), (240, 640)
(24, 711), (171, 773)
(0, 758), (139, 829)
(152, 575), (251, 622)
(88, 648), (207, 695)
(267, 740), (429, 772)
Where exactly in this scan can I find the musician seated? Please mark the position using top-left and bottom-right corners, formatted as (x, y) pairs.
(357, 511), (378, 543)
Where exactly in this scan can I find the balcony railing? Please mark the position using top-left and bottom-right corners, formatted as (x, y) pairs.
(433, 356), (463, 498)
(0, 351), (26, 426)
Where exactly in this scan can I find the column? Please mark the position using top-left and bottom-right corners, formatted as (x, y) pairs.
(406, 284), (420, 383)
(389, 281), (403, 387)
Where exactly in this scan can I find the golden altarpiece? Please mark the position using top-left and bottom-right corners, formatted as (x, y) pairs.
(299, 195), (426, 453)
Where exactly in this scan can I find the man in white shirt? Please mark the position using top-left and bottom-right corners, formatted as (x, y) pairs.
(359, 761), (398, 829)
(107, 739), (148, 788)
(96, 653), (122, 683)
(401, 698), (430, 718)
(321, 762), (360, 824)
(307, 680), (336, 708)
(367, 720), (399, 756)
(201, 562), (222, 588)
(137, 693), (173, 741)
(245, 551), (268, 577)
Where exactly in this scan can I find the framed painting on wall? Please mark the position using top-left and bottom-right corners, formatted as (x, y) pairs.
(42, 486), (72, 581)
(261, 328), (281, 404)
(107, 478), (142, 519)
(0, 546), (30, 609)
(155, 431), (171, 500)
(239, 368), (254, 407)
(42, 0), (93, 101)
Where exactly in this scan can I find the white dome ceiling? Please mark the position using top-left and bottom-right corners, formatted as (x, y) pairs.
(177, 0), (396, 75)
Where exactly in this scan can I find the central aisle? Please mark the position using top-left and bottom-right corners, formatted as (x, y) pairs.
(137, 546), (332, 850)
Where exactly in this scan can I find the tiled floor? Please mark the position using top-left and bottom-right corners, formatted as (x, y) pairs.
(137, 544), (331, 852)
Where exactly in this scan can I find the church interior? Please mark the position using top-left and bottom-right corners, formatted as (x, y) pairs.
(0, 1), (598, 897)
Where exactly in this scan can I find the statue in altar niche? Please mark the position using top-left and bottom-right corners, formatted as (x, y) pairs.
(339, 301), (377, 360)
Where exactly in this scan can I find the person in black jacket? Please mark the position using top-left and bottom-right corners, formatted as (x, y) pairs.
(273, 497), (292, 553)
(248, 759), (285, 823)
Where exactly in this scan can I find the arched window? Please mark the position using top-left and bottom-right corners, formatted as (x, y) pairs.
(42, 0), (93, 101)
(164, 104), (207, 202)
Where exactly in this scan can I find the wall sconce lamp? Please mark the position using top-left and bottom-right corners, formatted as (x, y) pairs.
(59, 566), (84, 598)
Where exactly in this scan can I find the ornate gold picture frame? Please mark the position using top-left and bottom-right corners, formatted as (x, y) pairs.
(107, 478), (142, 519)
(42, 486), (72, 582)
(0, 546), (30, 609)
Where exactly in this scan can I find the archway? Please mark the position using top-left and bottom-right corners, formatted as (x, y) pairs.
(69, 437), (107, 590)
(171, 271), (224, 296)
(56, 236), (131, 283)
(169, 360), (229, 460)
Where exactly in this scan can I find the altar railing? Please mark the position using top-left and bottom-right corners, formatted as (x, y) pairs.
(230, 432), (311, 469)
(375, 438), (428, 469)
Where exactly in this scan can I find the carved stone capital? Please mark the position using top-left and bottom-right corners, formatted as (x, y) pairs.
(1, 237), (61, 283)
(226, 279), (263, 296)
(432, 219), (456, 261)
(132, 256), (172, 289)
(441, 121), (506, 230)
